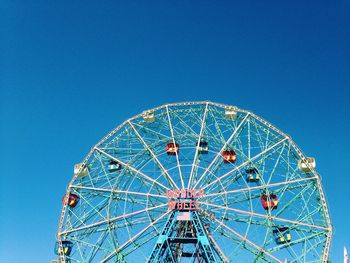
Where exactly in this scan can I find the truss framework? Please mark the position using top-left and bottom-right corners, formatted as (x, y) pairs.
(56, 101), (332, 263)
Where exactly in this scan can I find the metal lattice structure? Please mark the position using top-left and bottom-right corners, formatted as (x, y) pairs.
(56, 101), (332, 263)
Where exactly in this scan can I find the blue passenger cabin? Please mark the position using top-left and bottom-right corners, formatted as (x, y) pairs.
(108, 159), (121, 172)
(55, 241), (73, 256)
(273, 227), (291, 245)
(245, 167), (260, 183)
(198, 141), (209, 154)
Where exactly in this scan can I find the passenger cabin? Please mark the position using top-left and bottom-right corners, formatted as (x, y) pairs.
(261, 194), (278, 210)
(74, 163), (89, 177)
(166, 142), (179, 155)
(222, 150), (236, 163)
(55, 241), (73, 256)
(298, 157), (316, 172)
(143, 110), (155, 123)
(245, 167), (260, 182)
(108, 160), (121, 172)
(225, 107), (238, 120)
(273, 227), (291, 245)
(62, 193), (80, 208)
(198, 141), (209, 154)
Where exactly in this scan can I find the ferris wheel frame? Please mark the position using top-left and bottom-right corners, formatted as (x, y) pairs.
(56, 101), (332, 263)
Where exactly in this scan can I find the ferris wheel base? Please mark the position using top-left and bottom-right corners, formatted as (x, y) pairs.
(147, 211), (228, 263)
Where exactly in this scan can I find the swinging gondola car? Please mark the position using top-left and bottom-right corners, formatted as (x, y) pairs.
(245, 167), (260, 183)
(62, 193), (80, 208)
(225, 107), (238, 120)
(261, 193), (278, 210)
(108, 159), (121, 172)
(298, 157), (316, 173)
(273, 227), (292, 244)
(54, 240), (73, 256)
(222, 149), (236, 163)
(198, 140), (209, 154)
(143, 110), (155, 123)
(166, 142), (179, 155)
(74, 163), (89, 177)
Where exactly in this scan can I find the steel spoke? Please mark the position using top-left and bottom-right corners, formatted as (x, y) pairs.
(201, 137), (289, 191)
(101, 210), (171, 262)
(203, 176), (317, 198)
(200, 201), (329, 231)
(95, 147), (169, 191)
(128, 120), (179, 190)
(61, 203), (167, 235)
(71, 185), (166, 199)
(188, 102), (209, 189)
(193, 113), (251, 189)
(166, 105), (185, 189)
(201, 210), (283, 263)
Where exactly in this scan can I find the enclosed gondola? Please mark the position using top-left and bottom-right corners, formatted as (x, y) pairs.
(261, 193), (278, 210)
(273, 227), (291, 245)
(245, 167), (260, 183)
(166, 142), (179, 155)
(108, 159), (121, 172)
(62, 193), (80, 208)
(55, 241), (73, 256)
(222, 150), (236, 163)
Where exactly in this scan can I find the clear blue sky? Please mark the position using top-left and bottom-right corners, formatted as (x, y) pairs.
(1, 1), (349, 262)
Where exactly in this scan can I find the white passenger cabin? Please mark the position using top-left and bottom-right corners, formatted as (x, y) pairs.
(225, 107), (238, 120)
(143, 110), (155, 123)
(74, 163), (89, 177)
(298, 157), (316, 172)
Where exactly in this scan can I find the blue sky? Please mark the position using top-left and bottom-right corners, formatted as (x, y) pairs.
(1, 1), (349, 262)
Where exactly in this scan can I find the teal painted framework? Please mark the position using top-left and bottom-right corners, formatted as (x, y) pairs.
(55, 101), (332, 262)
(147, 210), (228, 262)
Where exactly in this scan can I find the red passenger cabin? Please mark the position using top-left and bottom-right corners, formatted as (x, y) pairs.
(261, 194), (278, 210)
(166, 142), (179, 155)
(62, 193), (80, 208)
(222, 150), (236, 163)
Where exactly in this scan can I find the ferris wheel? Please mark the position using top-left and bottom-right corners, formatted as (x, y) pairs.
(55, 101), (332, 263)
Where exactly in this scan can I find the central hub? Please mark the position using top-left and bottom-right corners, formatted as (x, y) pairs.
(166, 189), (204, 211)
